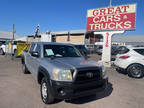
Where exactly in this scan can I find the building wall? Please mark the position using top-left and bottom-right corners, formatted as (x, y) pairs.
(56, 35), (68, 43)
(56, 34), (85, 44)
(16, 37), (27, 41)
(27, 37), (41, 42)
(125, 42), (144, 46)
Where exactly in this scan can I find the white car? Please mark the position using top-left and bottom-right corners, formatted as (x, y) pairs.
(0, 41), (25, 56)
(114, 46), (144, 78)
(0, 41), (17, 56)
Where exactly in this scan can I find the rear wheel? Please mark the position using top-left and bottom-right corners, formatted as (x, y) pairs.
(127, 64), (144, 78)
(40, 77), (55, 104)
(22, 64), (30, 74)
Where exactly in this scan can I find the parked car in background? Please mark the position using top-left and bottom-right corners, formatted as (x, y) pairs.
(111, 45), (118, 55)
(114, 46), (144, 78)
(0, 42), (4, 46)
(0, 40), (25, 56)
(0, 42), (6, 55)
(113, 46), (128, 55)
(96, 45), (102, 55)
(85, 44), (96, 54)
(95, 45), (120, 55)
(74, 44), (88, 56)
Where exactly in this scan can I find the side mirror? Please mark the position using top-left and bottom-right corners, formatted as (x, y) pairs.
(31, 51), (39, 57)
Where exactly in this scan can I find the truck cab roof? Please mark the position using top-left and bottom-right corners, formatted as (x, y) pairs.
(31, 42), (74, 46)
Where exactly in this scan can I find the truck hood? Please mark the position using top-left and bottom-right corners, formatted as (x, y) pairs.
(44, 57), (102, 69)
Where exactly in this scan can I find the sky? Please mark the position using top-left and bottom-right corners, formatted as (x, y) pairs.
(0, 0), (143, 37)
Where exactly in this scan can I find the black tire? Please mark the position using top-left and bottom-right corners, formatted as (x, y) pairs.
(127, 64), (144, 78)
(40, 77), (55, 104)
(0, 49), (4, 55)
(22, 64), (30, 74)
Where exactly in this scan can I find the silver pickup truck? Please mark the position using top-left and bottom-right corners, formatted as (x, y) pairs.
(21, 42), (108, 104)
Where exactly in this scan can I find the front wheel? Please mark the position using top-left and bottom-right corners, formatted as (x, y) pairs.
(127, 64), (144, 78)
(40, 77), (55, 104)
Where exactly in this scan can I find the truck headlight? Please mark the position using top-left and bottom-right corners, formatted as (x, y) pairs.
(102, 66), (107, 78)
(53, 69), (72, 81)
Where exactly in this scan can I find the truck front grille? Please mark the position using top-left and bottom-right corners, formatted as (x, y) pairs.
(75, 69), (101, 83)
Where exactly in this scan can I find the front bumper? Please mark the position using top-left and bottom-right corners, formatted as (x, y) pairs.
(49, 78), (108, 99)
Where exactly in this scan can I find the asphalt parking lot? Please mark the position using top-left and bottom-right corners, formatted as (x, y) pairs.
(0, 54), (144, 108)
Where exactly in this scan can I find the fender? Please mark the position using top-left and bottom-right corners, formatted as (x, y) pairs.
(37, 66), (51, 84)
(38, 66), (56, 98)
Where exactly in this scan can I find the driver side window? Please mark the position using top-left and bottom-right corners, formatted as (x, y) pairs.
(29, 43), (35, 53)
(35, 44), (41, 57)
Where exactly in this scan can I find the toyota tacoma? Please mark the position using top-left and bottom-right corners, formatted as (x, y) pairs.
(21, 42), (108, 104)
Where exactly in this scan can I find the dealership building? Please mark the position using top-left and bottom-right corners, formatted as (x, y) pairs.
(17, 30), (103, 44)
(16, 29), (144, 46)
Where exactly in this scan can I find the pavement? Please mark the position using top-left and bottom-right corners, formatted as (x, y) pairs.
(0, 55), (144, 108)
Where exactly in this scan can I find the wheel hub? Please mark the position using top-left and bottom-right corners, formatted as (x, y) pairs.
(132, 66), (141, 76)
(42, 82), (47, 99)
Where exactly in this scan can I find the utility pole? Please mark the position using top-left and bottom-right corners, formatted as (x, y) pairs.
(110, 0), (112, 7)
(11, 24), (16, 59)
(13, 24), (16, 40)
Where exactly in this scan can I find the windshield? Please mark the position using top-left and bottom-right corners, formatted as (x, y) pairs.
(43, 45), (81, 58)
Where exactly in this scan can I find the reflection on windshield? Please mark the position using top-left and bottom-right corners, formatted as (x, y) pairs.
(43, 45), (81, 58)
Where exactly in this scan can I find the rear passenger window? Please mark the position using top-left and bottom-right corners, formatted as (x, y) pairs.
(134, 49), (144, 55)
(117, 47), (129, 54)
